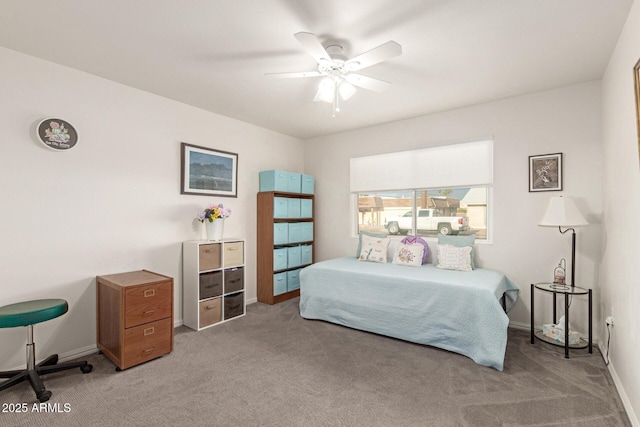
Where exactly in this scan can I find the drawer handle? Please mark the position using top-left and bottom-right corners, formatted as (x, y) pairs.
(143, 309), (156, 315)
(144, 289), (155, 298)
(204, 285), (215, 289)
(230, 279), (240, 283)
(228, 247), (238, 251)
(143, 347), (156, 353)
(205, 305), (217, 310)
(144, 327), (155, 336)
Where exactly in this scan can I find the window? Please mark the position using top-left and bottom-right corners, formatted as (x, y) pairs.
(351, 140), (493, 240)
(355, 187), (489, 239)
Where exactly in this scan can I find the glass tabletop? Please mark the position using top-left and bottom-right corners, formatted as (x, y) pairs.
(534, 282), (590, 295)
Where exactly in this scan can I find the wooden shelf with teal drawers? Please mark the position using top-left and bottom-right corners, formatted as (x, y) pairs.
(257, 191), (315, 304)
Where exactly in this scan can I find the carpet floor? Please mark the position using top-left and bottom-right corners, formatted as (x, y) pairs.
(0, 297), (631, 426)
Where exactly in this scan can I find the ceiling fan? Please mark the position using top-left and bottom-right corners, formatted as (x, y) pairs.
(266, 32), (402, 114)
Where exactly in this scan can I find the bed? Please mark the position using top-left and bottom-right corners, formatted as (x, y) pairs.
(299, 256), (519, 371)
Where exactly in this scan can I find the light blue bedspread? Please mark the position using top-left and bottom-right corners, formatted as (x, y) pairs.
(299, 257), (519, 371)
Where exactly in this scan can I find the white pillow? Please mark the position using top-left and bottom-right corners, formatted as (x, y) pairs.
(358, 234), (390, 263)
(392, 243), (424, 267)
(436, 244), (472, 272)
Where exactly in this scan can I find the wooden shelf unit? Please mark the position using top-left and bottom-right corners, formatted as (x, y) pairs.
(257, 191), (315, 304)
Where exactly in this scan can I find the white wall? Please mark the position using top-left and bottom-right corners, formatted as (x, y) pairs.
(305, 81), (603, 336)
(601, 0), (640, 423)
(0, 47), (303, 370)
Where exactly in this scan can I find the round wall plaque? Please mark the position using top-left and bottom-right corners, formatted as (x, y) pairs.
(36, 118), (78, 151)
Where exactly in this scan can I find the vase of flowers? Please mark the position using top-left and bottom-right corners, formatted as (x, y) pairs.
(197, 203), (231, 241)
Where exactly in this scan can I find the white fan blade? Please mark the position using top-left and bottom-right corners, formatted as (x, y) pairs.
(265, 71), (323, 79)
(345, 41), (402, 72)
(345, 74), (392, 93)
(294, 32), (332, 65)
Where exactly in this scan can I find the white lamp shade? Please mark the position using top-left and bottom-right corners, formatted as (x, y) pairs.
(539, 196), (588, 227)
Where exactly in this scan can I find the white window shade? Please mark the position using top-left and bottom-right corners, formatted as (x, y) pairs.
(350, 140), (493, 192)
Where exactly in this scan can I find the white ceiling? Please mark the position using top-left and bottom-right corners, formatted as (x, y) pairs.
(0, 0), (633, 140)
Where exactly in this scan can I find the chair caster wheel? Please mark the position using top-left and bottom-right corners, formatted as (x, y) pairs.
(38, 390), (52, 403)
(81, 364), (93, 374)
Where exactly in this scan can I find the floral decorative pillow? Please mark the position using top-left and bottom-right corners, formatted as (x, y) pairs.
(358, 234), (390, 263)
(436, 244), (472, 272)
(401, 236), (429, 264)
(392, 243), (424, 267)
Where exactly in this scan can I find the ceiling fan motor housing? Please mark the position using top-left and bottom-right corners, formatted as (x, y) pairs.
(318, 45), (356, 76)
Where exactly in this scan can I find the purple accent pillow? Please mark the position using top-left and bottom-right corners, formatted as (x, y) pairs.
(401, 236), (429, 264)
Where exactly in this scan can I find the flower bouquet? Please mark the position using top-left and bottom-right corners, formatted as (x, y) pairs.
(197, 203), (231, 223)
(197, 203), (231, 241)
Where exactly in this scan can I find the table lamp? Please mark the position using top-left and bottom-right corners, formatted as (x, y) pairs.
(539, 196), (588, 288)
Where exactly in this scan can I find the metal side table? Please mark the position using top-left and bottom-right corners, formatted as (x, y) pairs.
(530, 282), (592, 358)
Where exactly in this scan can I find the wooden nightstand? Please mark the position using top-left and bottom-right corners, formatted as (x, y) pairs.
(97, 270), (174, 370)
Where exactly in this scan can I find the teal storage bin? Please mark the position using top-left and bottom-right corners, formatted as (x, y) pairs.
(287, 269), (301, 291)
(300, 199), (313, 218)
(301, 222), (314, 242)
(260, 170), (289, 192)
(287, 198), (301, 218)
(287, 246), (302, 268)
(273, 197), (288, 218)
(287, 173), (301, 193)
(301, 174), (315, 194)
(301, 244), (313, 265)
(288, 223), (303, 243)
(273, 223), (288, 245)
(273, 248), (288, 271)
(273, 272), (287, 295)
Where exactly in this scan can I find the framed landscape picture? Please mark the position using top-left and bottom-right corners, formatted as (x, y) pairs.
(181, 142), (238, 197)
(529, 153), (562, 192)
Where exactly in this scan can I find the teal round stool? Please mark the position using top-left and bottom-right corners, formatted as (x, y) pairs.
(0, 299), (92, 402)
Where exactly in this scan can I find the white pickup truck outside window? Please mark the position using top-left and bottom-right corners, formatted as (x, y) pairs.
(356, 187), (488, 240)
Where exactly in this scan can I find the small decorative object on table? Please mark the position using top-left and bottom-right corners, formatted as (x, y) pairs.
(552, 258), (567, 289)
(197, 203), (231, 241)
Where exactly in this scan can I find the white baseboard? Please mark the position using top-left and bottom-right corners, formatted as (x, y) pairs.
(598, 342), (639, 427)
(56, 344), (98, 364)
(510, 321), (635, 426)
(5, 345), (98, 371)
(509, 320), (529, 331)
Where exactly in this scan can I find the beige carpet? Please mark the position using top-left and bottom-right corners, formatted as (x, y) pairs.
(0, 298), (631, 426)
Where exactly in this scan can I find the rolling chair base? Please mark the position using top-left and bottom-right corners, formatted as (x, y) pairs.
(0, 354), (92, 402)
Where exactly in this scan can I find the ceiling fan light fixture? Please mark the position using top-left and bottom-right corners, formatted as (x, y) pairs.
(272, 32), (402, 114)
(338, 81), (356, 100)
(315, 77), (336, 103)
